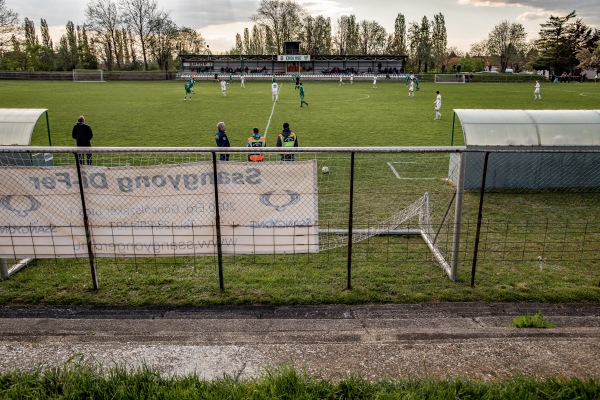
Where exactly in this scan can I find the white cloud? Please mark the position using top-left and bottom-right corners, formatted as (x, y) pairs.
(201, 21), (254, 53)
(297, 0), (354, 18)
(457, 0), (510, 7)
(516, 11), (550, 22)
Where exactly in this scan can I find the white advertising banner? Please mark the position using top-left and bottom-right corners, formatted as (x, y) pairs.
(0, 161), (319, 257)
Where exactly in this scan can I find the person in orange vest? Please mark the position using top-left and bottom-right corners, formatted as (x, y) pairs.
(276, 122), (298, 161)
(246, 127), (265, 162)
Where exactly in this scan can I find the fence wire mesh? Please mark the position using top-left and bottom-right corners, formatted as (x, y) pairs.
(0, 147), (599, 289)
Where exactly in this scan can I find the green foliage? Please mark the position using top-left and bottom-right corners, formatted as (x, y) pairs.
(0, 360), (598, 399)
(458, 56), (484, 72)
(512, 311), (555, 328)
(533, 11), (594, 74)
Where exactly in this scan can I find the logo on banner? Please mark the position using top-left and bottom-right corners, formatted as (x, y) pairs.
(260, 190), (300, 212)
(0, 195), (41, 217)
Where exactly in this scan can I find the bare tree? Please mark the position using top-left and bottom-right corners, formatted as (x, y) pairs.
(576, 38), (600, 74)
(176, 27), (206, 55)
(243, 27), (251, 54)
(359, 20), (387, 54)
(120, 0), (158, 70)
(388, 13), (407, 56)
(334, 15), (359, 54)
(431, 13), (447, 71)
(251, 25), (264, 54)
(251, 0), (304, 54)
(408, 16), (432, 72)
(85, 0), (122, 70)
(147, 10), (177, 72)
(0, 0), (19, 49)
(486, 20), (527, 72)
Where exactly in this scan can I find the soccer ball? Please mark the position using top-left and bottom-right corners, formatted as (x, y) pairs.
(322, 166), (329, 174)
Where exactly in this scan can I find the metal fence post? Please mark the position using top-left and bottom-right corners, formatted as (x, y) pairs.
(74, 153), (98, 290)
(0, 258), (7, 280)
(470, 151), (490, 287)
(212, 152), (225, 291)
(347, 152), (355, 290)
(450, 151), (465, 281)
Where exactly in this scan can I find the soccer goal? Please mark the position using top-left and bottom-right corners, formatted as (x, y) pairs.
(434, 74), (466, 83)
(73, 69), (105, 82)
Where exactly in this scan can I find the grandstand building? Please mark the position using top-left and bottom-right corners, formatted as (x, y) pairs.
(179, 41), (407, 77)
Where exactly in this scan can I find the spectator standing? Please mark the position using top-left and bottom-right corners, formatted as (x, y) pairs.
(215, 122), (230, 161)
(247, 127), (265, 162)
(276, 122), (298, 161)
(72, 115), (93, 165)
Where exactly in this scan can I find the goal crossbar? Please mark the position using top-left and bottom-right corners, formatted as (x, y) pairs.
(434, 74), (466, 83)
(73, 69), (105, 82)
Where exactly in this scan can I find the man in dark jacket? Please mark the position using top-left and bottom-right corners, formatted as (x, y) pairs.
(276, 122), (298, 161)
(72, 115), (93, 165)
(215, 121), (230, 161)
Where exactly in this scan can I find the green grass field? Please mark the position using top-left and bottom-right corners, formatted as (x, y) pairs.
(1, 79), (598, 148)
(1, 78), (599, 307)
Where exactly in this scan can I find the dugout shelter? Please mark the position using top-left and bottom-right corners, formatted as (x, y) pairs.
(0, 108), (53, 166)
(449, 109), (600, 189)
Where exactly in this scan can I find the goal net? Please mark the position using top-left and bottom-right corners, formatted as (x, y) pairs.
(434, 74), (466, 83)
(73, 69), (105, 82)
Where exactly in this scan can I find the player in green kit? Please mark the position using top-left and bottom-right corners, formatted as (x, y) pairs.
(184, 79), (192, 100)
(299, 83), (308, 107)
(189, 74), (196, 94)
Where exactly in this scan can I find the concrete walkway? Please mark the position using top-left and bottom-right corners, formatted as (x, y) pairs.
(1, 302), (599, 381)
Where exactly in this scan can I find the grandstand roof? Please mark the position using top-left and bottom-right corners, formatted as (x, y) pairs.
(179, 54), (407, 62)
(0, 108), (49, 146)
(454, 109), (600, 146)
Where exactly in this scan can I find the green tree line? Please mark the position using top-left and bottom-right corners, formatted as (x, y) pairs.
(0, 0), (598, 75)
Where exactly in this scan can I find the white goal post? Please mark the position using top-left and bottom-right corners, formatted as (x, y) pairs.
(434, 74), (466, 83)
(73, 69), (105, 82)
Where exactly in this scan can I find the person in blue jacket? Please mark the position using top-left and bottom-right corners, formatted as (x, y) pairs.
(215, 121), (230, 161)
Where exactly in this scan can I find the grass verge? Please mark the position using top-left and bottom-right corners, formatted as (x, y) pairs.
(1, 361), (598, 399)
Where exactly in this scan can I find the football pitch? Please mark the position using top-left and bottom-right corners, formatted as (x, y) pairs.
(1, 78), (600, 306)
(1, 79), (599, 148)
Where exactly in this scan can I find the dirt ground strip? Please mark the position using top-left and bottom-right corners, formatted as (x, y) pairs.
(0, 302), (599, 381)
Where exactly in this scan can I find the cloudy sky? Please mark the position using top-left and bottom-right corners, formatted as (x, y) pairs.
(5, 0), (599, 53)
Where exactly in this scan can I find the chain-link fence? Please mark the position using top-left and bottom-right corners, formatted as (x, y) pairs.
(1, 146), (598, 291)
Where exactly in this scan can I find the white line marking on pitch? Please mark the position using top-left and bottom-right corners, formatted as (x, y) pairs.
(387, 161), (438, 180)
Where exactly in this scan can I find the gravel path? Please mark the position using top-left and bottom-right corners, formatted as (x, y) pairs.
(1, 302), (599, 381)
